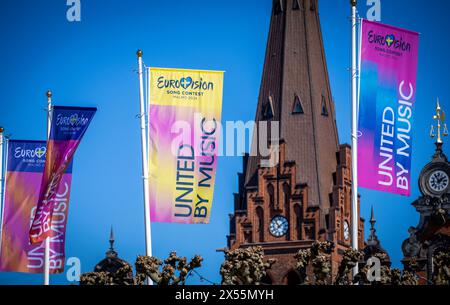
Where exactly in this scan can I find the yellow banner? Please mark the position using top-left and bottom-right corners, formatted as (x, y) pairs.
(148, 67), (224, 224)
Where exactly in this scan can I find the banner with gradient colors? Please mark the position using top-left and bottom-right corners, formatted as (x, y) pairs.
(30, 106), (96, 244)
(0, 140), (72, 273)
(148, 68), (224, 223)
(358, 20), (419, 196)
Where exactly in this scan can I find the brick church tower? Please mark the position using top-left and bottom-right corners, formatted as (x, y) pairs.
(227, 0), (364, 284)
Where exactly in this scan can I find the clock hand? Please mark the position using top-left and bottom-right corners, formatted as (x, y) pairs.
(437, 177), (446, 186)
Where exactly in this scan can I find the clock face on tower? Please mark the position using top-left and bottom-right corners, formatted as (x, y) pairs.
(419, 162), (450, 197)
(269, 215), (289, 237)
(428, 170), (449, 193)
(344, 221), (350, 241)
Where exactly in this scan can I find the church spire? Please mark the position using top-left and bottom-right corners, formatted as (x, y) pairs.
(245, 0), (339, 210)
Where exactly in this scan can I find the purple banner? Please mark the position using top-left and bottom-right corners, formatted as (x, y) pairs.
(30, 106), (96, 244)
(0, 140), (72, 273)
(358, 20), (419, 196)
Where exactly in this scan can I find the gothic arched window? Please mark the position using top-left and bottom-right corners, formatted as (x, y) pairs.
(292, 94), (304, 114)
(294, 204), (302, 240)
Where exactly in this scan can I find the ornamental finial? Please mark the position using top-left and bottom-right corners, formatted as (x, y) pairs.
(109, 226), (115, 251)
(430, 97), (448, 145)
(370, 206), (376, 229)
(367, 206), (379, 246)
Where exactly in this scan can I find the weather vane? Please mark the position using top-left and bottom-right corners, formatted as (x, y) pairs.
(430, 98), (449, 144)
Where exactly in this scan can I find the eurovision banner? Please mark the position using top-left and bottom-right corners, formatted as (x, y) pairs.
(30, 106), (96, 244)
(358, 20), (419, 196)
(148, 68), (224, 223)
(0, 140), (72, 273)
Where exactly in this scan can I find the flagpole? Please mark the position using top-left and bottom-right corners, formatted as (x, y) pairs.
(0, 127), (4, 229)
(350, 0), (359, 278)
(0, 127), (5, 255)
(44, 90), (52, 285)
(137, 50), (153, 285)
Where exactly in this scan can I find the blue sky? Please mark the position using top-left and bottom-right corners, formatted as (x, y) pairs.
(0, 0), (449, 284)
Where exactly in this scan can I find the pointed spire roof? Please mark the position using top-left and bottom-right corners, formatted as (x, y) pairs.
(94, 226), (130, 273)
(109, 226), (115, 251)
(245, 0), (339, 212)
(364, 207), (391, 266)
(106, 226), (118, 258)
(367, 206), (378, 246)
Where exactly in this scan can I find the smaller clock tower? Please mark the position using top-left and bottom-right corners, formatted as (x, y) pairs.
(402, 98), (450, 284)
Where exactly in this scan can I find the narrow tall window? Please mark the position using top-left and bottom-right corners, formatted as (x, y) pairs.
(293, 0), (301, 10)
(263, 96), (274, 119)
(283, 183), (291, 240)
(268, 183), (275, 208)
(292, 94), (304, 114)
(294, 204), (302, 240)
(321, 95), (328, 116)
(256, 207), (264, 242)
(283, 183), (291, 210)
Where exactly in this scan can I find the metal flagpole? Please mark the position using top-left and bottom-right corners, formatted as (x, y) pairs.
(136, 50), (153, 285)
(44, 90), (52, 285)
(0, 127), (6, 257)
(350, 0), (359, 278)
(0, 127), (5, 243)
(0, 127), (4, 214)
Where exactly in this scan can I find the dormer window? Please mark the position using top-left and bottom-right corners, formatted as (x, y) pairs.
(321, 95), (329, 116)
(263, 96), (275, 120)
(292, 94), (304, 114)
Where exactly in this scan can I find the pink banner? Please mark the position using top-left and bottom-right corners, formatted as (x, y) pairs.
(30, 106), (96, 244)
(358, 20), (419, 196)
(0, 140), (72, 273)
